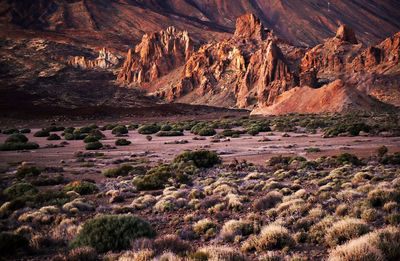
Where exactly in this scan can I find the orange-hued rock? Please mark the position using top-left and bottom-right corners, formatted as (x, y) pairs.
(251, 80), (388, 115)
(69, 48), (119, 69)
(234, 14), (269, 41)
(335, 25), (358, 44)
(117, 26), (194, 86)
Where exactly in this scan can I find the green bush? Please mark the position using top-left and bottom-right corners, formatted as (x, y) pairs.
(85, 141), (103, 150)
(173, 150), (221, 168)
(112, 125), (128, 135)
(45, 125), (65, 132)
(0, 232), (30, 257)
(134, 164), (172, 190)
(334, 153), (361, 166)
(83, 135), (99, 143)
(102, 164), (134, 178)
(65, 130), (87, 140)
(115, 139), (131, 146)
(220, 129), (245, 137)
(34, 129), (50, 137)
(2, 128), (19, 134)
(20, 128), (31, 134)
(160, 124), (172, 131)
(155, 131), (184, 137)
(16, 166), (41, 179)
(64, 181), (99, 195)
(89, 129), (105, 140)
(379, 152), (400, 165)
(3, 183), (38, 198)
(0, 142), (39, 151)
(5, 133), (28, 143)
(138, 124), (160, 135)
(70, 215), (156, 253)
(47, 133), (61, 140)
(198, 128), (216, 136)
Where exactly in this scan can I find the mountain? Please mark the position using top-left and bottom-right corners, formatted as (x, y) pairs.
(1, 0), (400, 49)
(117, 13), (400, 114)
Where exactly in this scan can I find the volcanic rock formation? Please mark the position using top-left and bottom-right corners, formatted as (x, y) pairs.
(69, 48), (120, 69)
(117, 26), (194, 86)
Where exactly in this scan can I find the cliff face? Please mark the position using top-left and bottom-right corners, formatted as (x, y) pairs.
(117, 26), (194, 86)
(116, 13), (400, 114)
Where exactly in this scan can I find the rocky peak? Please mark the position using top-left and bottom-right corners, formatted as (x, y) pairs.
(69, 48), (119, 69)
(234, 14), (268, 41)
(335, 24), (358, 44)
(118, 26), (194, 85)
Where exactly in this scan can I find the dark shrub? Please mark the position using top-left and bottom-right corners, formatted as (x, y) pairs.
(220, 129), (245, 137)
(3, 183), (38, 198)
(173, 150), (221, 168)
(198, 128), (216, 136)
(78, 126), (93, 134)
(368, 189), (400, 207)
(156, 131), (184, 137)
(16, 166), (41, 179)
(379, 152), (400, 165)
(20, 128), (31, 133)
(64, 181), (98, 195)
(89, 129), (105, 140)
(153, 234), (192, 254)
(5, 133), (28, 143)
(247, 127), (259, 136)
(2, 128), (19, 134)
(83, 135), (99, 143)
(138, 124), (160, 135)
(0, 232), (30, 257)
(385, 213), (400, 225)
(102, 164), (133, 178)
(335, 153), (361, 166)
(267, 155), (292, 166)
(34, 129), (50, 137)
(70, 215), (156, 253)
(0, 142), (39, 151)
(85, 141), (103, 150)
(64, 127), (75, 134)
(112, 125), (128, 135)
(146, 135), (152, 141)
(254, 192), (283, 211)
(115, 139), (131, 146)
(161, 124), (172, 131)
(134, 164), (172, 190)
(47, 133), (61, 140)
(377, 146), (388, 157)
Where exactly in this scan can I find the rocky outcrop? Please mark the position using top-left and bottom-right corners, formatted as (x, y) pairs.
(117, 26), (194, 85)
(234, 14), (269, 41)
(69, 48), (119, 69)
(335, 25), (358, 44)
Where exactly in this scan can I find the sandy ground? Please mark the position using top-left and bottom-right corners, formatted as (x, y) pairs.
(1, 127), (399, 169)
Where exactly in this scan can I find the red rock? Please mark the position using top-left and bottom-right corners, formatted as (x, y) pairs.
(335, 25), (358, 44)
(234, 14), (269, 41)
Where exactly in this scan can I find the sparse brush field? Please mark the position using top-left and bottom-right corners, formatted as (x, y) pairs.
(0, 113), (399, 260)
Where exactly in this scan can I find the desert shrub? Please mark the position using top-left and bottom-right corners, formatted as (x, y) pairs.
(306, 147), (321, 153)
(138, 124), (160, 135)
(133, 164), (172, 190)
(83, 135), (99, 143)
(101, 124), (117, 131)
(2, 128), (19, 134)
(0, 142), (39, 151)
(267, 155), (292, 166)
(385, 213), (400, 225)
(153, 234), (191, 254)
(34, 129), (50, 137)
(173, 150), (221, 168)
(68, 246), (97, 261)
(5, 133), (28, 143)
(367, 189), (400, 207)
(328, 237), (384, 261)
(85, 141), (103, 150)
(248, 224), (295, 251)
(366, 226), (400, 260)
(377, 146), (388, 157)
(89, 129), (105, 140)
(379, 152), (400, 165)
(70, 215), (156, 253)
(47, 133), (61, 140)
(31, 174), (66, 186)
(64, 130), (87, 140)
(326, 218), (370, 247)
(155, 131), (183, 137)
(198, 128), (216, 136)
(3, 183), (38, 198)
(0, 232), (30, 257)
(220, 219), (254, 242)
(220, 129), (245, 137)
(16, 166), (41, 179)
(115, 139), (131, 146)
(112, 125), (128, 135)
(102, 164), (133, 178)
(20, 128), (31, 133)
(253, 191), (283, 211)
(64, 181), (99, 195)
(197, 246), (246, 261)
(146, 135), (152, 141)
(160, 124), (172, 131)
(334, 153), (361, 166)
(193, 218), (218, 235)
